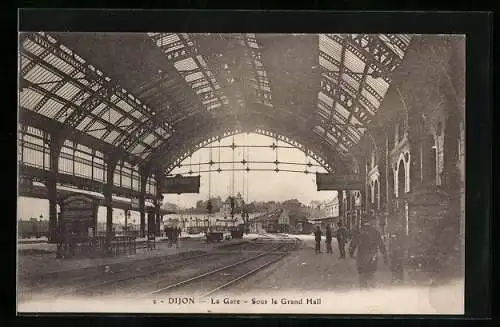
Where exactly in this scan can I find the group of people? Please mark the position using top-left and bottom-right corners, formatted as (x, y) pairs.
(164, 226), (182, 248)
(314, 216), (404, 289)
(314, 222), (349, 258)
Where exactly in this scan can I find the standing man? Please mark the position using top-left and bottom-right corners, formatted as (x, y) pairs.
(389, 222), (406, 283)
(325, 224), (333, 254)
(336, 222), (348, 259)
(314, 225), (322, 254)
(349, 216), (388, 289)
(177, 226), (181, 248)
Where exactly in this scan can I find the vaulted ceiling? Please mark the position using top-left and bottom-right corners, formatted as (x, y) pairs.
(19, 32), (412, 175)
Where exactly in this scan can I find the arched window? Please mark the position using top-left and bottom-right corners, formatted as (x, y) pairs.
(397, 159), (405, 197)
(398, 117), (405, 143)
(374, 179), (380, 209)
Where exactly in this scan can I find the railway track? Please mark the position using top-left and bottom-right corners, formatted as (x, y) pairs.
(72, 242), (286, 297)
(146, 241), (297, 298)
(20, 238), (299, 301)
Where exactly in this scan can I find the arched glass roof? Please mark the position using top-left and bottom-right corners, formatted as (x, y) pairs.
(18, 32), (412, 173)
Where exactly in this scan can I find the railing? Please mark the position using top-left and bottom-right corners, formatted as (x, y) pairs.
(56, 235), (137, 258)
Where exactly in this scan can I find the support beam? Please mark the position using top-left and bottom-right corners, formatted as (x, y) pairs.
(48, 135), (63, 243)
(139, 169), (149, 238)
(337, 190), (344, 224)
(124, 208), (129, 236)
(155, 173), (164, 237)
(104, 159), (117, 253)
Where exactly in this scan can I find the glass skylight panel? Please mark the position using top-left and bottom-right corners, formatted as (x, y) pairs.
(378, 34), (405, 58)
(87, 122), (107, 139)
(38, 98), (65, 117)
(338, 142), (348, 153)
(129, 110), (144, 120)
(344, 50), (366, 73)
(359, 97), (375, 116)
(366, 74), (389, 97)
(76, 116), (93, 131)
(142, 133), (157, 145)
(20, 55), (31, 70)
(320, 34), (343, 59)
(313, 125), (325, 136)
(73, 91), (91, 105)
(326, 132), (338, 146)
(118, 117), (133, 129)
(361, 88), (380, 108)
(155, 126), (167, 137)
(185, 71), (204, 82)
(350, 116), (362, 127)
(261, 85), (271, 92)
(346, 126), (361, 142)
(335, 103), (350, 120)
(44, 53), (75, 75)
(55, 82), (81, 101)
(102, 108), (122, 124)
(192, 80), (209, 89)
(89, 81), (100, 91)
(131, 143), (146, 154)
(24, 65), (60, 85)
(23, 39), (45, 56)
(174, 58), (198, 71)
(319, 56), (337, 71)
(318, 91), (334, 107)
(196, 55), (207, 68)
(91, 102), (107, 115)
(157, 33), (180, 46)
(317, 103), (330, 120)
(116, 100), (134, 113)
(339, 79), (357, 97)
(197, 86), (212, 94)
(342, 73), (360, 90)
(55, 107), (75, 122)
(19, 89), (44, 110)
(207, 102), (221, 111)
(104, 129), (121, 143)
(202, 97), (219, 106)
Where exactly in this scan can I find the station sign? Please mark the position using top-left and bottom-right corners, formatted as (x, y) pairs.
(316, 172), (363, 191)
(131, 198), (140, 209)
(162, 175), (200, 194)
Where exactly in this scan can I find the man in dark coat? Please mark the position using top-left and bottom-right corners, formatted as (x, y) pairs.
(349, 216), (388, 288)
(314, 226), (322, 254)
(389, 222), (406, 283)
(336, 222), (348, 259)
(325, 224), (333, 254)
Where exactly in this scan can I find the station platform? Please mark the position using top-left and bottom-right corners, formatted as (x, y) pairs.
(231, 234), (464, 314)
(17, 235), (252, 280)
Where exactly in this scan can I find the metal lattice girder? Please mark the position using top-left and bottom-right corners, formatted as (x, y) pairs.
(159, 114), (355, 176)
(20, 32), (414, 177)
(345, 34), (409, 80)
(147, 33), (228, 113)
(22, 32), (173, 157)
(316, 34), (412, 155)
(19, 107), (119, 157)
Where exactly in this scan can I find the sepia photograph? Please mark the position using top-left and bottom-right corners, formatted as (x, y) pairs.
(17, 30), (466, 315)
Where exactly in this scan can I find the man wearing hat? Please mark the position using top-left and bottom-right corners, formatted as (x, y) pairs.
(349, 214), (388, 288)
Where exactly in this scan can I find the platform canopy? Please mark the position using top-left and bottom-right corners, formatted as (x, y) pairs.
(19, 33), (412, 175)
